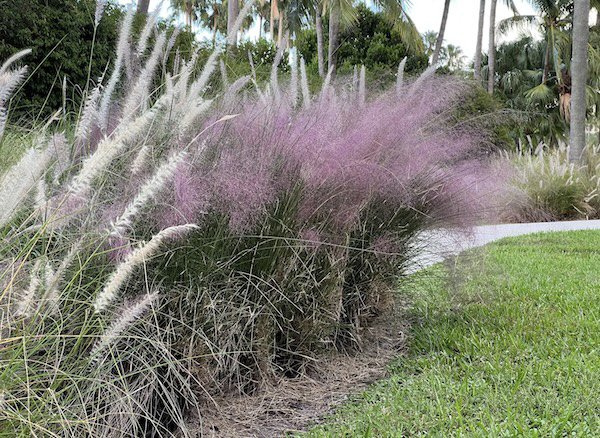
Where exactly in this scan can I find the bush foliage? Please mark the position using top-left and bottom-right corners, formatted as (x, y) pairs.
(0, 10), (504, 437)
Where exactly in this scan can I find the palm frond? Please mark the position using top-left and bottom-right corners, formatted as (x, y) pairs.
(524, 82), (554, 104)
(497, 15), (538, 36)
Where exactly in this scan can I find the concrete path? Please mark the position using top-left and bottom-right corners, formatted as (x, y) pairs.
(410, 219), (600, 272)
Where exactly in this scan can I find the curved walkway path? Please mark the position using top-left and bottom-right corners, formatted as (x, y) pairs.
(411, 219), (600, 272)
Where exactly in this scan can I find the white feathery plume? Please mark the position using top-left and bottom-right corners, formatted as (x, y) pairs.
(14, 259), (42, 318)
(358, 65), (366, 106)
(90, 290), (159, 362)
(172, 51), (198, 102)
(75, 80), (103, 144)
(35, 178), (47, 220)
(220, 59), (229, 88)
(0, 66), (28, 139)
(411, 64), (436, 94)
(396, 57), (407, 95)
(121, 31), (166, 122)
(48, 132), (70, 183)
(270, 38), (287, 102)
(172, 49), (182, 76)
(186, 0), (254, 101)
(226, 0), (255, 47)
(94, 224), (198, 312)
(187, 49), (221, 101)
(68, 105), (162, 198)
(94, 0), (107, 27)
(0, 66), (28, 103)
(289, 49), (298, 106)
(0, 145), (51, 228)
(98, 8), (134, 129)
(136, 3), (162, 56)
(179, 99), (212, 133)
(163, 27), (181, 72)
(38, 240), (82, 314)
(352, 65), (358, 91)
(223, 75), (251, 108)
(320, 66), (333, 100)
(110, 150), (188, 236)
(0, 49), (31, 76)
(39, 260), (60, 314)
(299, 57), (310, 108)
(130, 144), (151, 175)
(165, 27), (180, 56)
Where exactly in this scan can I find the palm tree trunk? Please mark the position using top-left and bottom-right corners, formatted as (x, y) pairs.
(328, 0), (341, 76)
(432, 0), (451, 66)
(316, 6), (325, 77)
(137, 0), (150, 15)
(213, 15), (218, 47)
(569, 0), (590, 162)
(474, 0), (486, 80)
(277, 9), (284, 47)
(227, 0), (239, 47)
(487, 0), (497, 94)
(541, 40), (551, 84)
(270, 0), (278, 41)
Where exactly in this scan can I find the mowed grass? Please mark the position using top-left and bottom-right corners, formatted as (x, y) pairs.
(307, 231), (600, 437)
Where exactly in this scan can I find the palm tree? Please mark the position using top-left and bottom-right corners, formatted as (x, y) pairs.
(487, 0), (518, 94)
(446, 44), (465, 70)
(197, 0), (228, 45)
(171, 0), (198, 28)
(316, 3), (325, 77)
(569, 0), (590, 162)
(432, 0), (450, 66)
(474, 0), (486, 80)
(137, 0), (151, 15)
(487, 0), (498, 93)
(498, 0), (570, 86)
(227, 0), (239, 45)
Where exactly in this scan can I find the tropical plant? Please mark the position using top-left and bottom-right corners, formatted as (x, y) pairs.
(569, 0), (591, 161)
(474, 0), (486, 80)
(0, 6), (502, 436)
(446, 44), (466, 71)
(432, 0), (451, 66)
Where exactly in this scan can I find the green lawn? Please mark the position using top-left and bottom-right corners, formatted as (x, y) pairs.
(307, 231), (600, 437)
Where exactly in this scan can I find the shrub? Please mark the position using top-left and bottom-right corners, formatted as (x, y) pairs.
(503, 145), (600, 222)
(0, 10), (503, 436)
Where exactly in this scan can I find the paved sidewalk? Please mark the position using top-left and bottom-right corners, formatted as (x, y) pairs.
(410, 219), (600, 272)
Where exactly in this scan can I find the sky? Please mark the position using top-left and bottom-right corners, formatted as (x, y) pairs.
(117, 0), (540, 63)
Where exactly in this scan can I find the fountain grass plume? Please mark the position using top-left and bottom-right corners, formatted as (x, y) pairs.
(110, 150), (188, 237)
(0, 53), (29, 139)
(0, 144), (51, 228)
(90, 290), (159, 362)
(136, 3), (163, 56)
(396, 56), (407, 94)
(94, 224), (198, 312)
(121, 31), (167, 122)
(98, 8), (134, 129)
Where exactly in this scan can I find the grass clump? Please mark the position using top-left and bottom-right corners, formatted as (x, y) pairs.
(504, 144), (600, 222)
(307, 231), (600, 436)
(0, 5), (504, 436)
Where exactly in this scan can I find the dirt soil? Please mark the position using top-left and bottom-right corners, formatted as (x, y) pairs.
(187, 310), (410, 437)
